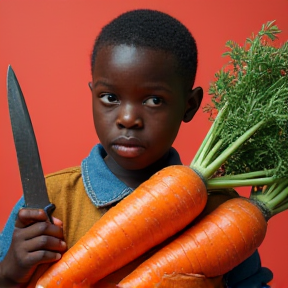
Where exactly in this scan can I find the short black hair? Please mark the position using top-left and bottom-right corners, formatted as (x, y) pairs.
(91, 9), (198, 87)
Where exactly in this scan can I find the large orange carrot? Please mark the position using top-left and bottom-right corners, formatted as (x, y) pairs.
(35, 165), (207, 287)
(117, 197), (268, 288)
(118, 178), (288, 288)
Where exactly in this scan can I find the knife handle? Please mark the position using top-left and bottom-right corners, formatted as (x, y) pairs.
(43, 203), (56, 224)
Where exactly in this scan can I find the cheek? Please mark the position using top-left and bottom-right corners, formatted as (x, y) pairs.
(164, 114), (184, 140)
(93, 115), (110, 135)
(149, 115), (182, 143)
(92, 105), (109, 135)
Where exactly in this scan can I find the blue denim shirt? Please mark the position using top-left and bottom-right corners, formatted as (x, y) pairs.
(81, 144), (183, 207)
(0, 144), (272, 287)
(82, 144), (134, 207)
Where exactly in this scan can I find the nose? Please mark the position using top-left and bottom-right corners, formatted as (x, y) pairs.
(116, 103), (143, 129)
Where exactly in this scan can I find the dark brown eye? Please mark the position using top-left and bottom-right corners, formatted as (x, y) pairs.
(144, 97), (163, 107)
(100, 93), (119, 104)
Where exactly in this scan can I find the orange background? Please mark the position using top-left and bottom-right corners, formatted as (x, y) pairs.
(0, 0), (287, 286)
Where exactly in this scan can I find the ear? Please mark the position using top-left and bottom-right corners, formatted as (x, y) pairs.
(88, 82), (93, 91)
(183, 87), (203, 123)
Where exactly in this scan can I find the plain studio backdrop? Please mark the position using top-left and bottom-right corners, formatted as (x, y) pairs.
(0, 1), (287, 287)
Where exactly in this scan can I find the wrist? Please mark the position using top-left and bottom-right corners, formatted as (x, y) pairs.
(0, 263), (21, 287)
(0, 278), (21, 288)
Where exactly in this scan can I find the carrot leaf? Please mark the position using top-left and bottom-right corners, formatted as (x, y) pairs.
(191, 20), (288, 189)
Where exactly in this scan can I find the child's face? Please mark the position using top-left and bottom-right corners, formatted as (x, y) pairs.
(90, 44), (200, 170)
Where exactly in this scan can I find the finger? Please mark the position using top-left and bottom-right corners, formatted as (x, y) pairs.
(52, 216), (63, 228)
(12, 221), (65, 250)
(16, 208), (48, 228)
(20, 250), (63, 267)
(24, 234), (67, 254)
(20, 221), (65, 241)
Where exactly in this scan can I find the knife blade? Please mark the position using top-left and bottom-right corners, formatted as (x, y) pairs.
(7, 65), (55, 223)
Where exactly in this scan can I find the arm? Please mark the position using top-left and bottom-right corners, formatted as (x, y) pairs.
(0, 197), (25, 262)
(225, 251), (273, 288)
(0, 205), (66, 286)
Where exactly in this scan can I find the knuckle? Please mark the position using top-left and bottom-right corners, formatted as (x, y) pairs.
(35, 250), (47, 262)
(33, 250), (58, 263)
(38, 235), (49, 247)
(25, 251), (45, 266)
(13, 226), (21, 236)
(37, 221), (50, 233)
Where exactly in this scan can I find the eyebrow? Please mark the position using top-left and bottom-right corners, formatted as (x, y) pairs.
(92, 80), (114, 89)
(141, 83), (174, 94)
(92, 80), (174, 94)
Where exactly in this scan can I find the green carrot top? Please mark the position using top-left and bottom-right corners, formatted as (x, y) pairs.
(190, 20), (288, 189)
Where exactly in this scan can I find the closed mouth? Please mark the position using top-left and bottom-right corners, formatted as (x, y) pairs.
(112, 136), (144, 148)
(111, 136), (145, 157)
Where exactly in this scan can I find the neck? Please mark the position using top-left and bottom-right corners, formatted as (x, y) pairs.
(104, 151), (176, 189)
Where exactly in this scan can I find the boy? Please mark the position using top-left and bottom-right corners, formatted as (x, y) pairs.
(0, 9), (272, 287)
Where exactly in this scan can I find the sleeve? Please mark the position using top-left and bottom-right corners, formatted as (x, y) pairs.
(0, 196), (25, 261)
(224, 250), (273, 288)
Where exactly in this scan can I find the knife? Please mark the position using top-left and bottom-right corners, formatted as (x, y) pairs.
(7, 65), (55, 223)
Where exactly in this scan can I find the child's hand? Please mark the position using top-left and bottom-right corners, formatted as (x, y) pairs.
(0, 208), (67, 285)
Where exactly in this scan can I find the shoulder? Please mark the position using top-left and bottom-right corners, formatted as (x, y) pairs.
(45, 166), (82, 181)
(45, 166), (82, 192)
(45, 166), (85, 211)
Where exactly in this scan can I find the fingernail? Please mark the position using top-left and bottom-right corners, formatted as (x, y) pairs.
(56, 253), (62, 260)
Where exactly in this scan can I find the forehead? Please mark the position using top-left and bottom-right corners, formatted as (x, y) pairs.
(92, 44), (182, 84)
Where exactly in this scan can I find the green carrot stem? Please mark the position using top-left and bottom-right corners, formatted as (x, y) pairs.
(209, 169), (275, 181)
(201, 139), (224, 168)
(276, 198), (288, 208)
(190, 122), (215, 165)
(193, 131), (215, 168)
(191, 103), (228, 166)
(266, 180), (288, 208)
(207, 176), (276, 189)
(250, 178), (288, 215)
(272, 203), (288, 216)
(264, 180), (288, 202)
(268, 187), (288, 209)
(201, 119), (266, 178)
(264, 182), (277, 196)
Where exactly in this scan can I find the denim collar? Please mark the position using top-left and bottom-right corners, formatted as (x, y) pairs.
(81, 144), (182, 207)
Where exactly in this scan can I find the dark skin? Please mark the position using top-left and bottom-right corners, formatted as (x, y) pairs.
(0, 209), (66, 286)
(0, 44), (204, 285)
(90, 44), (203, 188)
